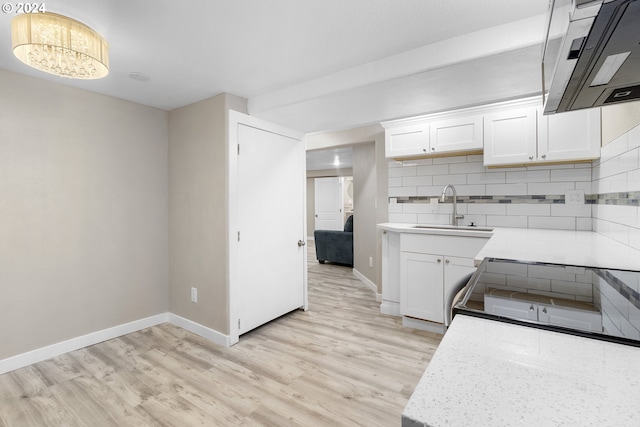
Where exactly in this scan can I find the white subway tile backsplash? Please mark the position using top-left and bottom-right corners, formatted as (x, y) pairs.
(416, 164), (449, 176)
(506, 170), (550, 184)
(621, 148), (640, 172)
(468, 204), (507, 215)
(416, 213), (451, 225)
(389, 166), (417, 177)
(453, 185), (487, 196)
(389, 186), (416, 197)
(389, 177), (403, 187)
(389, 213), (418, 223)
(629, 124), (640, 150)
(486, 183), (527, 195)
(574, 163), (592, 169)
(487, 215), (527, 228)
(403, 175), (433, 187)
(466, 154), (484, 162)
(449, 161), (486, 174)
(467, 172), (505, 184)
(405, 158), (433, 166)
(402, 203), (434, 214)
(433, 174), (467, 186)
(576, 217), (592, 231)
(528, 216), (576, 230)
(550, 168), (591, 182)
(575, 181), (593, 194)
(527, 182), (575, 195)
(506, 204), (551, 216)
(551, 204), (592, 218)
(417, 185), (446, 197)
(434, 156), (466, 164)
(629, 169), (640, 192)
(601, 132), (628, 163)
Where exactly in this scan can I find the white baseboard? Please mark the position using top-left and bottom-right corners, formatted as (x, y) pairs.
(352, 268), (377, 293)
(0, 312), (234, 375)
(0, 313), (169, 375)
(380, 300), (401, 316)
(402, 316), (445, 335)
(167, 313), (231, 347)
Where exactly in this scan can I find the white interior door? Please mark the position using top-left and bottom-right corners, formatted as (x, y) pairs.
(229, 112), (307, 342)
(314, 177), (343, 231)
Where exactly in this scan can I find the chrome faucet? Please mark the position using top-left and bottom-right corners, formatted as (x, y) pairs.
(440, 184), (464, 226)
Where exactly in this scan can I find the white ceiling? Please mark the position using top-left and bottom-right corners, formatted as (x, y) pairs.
(306, 147), (353, 171)
(0, 0), (549, 133)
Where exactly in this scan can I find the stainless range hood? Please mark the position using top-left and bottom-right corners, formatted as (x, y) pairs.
(543, 0), (640, 114)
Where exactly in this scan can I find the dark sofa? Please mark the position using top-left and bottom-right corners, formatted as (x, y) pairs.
(313, 215), (353, 266)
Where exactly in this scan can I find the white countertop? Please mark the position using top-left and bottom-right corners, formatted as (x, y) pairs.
(475, 227), (640, 271)
(403, 315), (640, 427)
(378, 223), (640, 271)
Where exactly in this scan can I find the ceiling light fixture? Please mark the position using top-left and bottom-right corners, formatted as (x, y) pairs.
(11, 12), (109, 79)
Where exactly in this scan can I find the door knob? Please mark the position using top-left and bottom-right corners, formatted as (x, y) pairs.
(298, 240), (306, 247)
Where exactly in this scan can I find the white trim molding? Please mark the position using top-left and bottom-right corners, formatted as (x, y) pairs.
(167, 313), (231, 347)
(0, 313), (168, 375)
(0, 312), (234, 375)
(352, 268), (379, 299)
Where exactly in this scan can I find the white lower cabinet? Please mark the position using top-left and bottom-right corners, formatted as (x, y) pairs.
(400, 253), (476, 323)
(400, 253), (444, 322)
(380, 231), (489, 330)
(484, 295), (602, 332)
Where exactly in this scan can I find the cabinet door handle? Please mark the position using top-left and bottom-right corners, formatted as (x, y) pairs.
(437, 259), (442, 263)
(445, 259), (450, 264)
(431, 147), (435, 151)
(423, 148), (427, 152)
(528, 156), (534, 160)
(541, 154), (547, 159)
(542, 307), (548, 314)
(529, 305), (535, 311)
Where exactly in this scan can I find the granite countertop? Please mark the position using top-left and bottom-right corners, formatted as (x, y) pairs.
(403, 314), (640, 427)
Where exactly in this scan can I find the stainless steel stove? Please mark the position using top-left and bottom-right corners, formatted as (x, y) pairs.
(453, 258), (640, 347)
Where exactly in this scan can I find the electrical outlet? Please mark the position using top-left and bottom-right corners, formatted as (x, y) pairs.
(191, 287), (198, 303)
(565, 189), (585, 205)
(369, 256), (373, 267)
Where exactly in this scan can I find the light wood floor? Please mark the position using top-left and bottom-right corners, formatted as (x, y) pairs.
(0, 247), (442, 426)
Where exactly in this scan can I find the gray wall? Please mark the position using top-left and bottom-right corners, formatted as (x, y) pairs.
(168, 94), (247, 336)
(375, 133), (389, 293)
(352, 143), (378, 284)
(0, 69), (169, 360)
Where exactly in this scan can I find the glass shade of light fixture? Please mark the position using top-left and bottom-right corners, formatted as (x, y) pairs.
(11, 12), (109, 79)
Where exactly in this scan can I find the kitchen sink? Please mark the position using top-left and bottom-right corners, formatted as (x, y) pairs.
(413, 224), (494, 232)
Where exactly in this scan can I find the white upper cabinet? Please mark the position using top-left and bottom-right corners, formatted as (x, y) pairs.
(385, 122), (429, 158)
(483, 107), (538, 166)
(429, 115), (483, 153)
(383, 97), (601, 164)
(383, 113), (483, 159)
(538, 108), (601, 162)
(483, 100), (601, 167)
